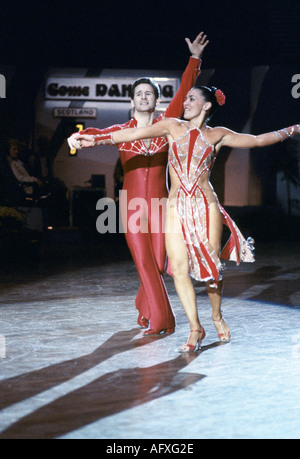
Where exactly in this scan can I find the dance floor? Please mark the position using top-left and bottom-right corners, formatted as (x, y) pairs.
(0, 236), (299, 439)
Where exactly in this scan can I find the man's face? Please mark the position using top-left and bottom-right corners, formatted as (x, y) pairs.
(131, 83), (157, 113)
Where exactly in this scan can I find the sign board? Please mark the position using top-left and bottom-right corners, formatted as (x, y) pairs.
(45, 77), (178, 103)
(53, 107), (97, 118)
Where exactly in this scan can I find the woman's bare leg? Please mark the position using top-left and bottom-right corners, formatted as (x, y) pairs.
(165, 206), (203, 348)
(206, 203), (230, 340)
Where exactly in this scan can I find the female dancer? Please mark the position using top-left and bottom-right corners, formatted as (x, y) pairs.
(74, 84), (299, 352)
(68, 33), (209, 336)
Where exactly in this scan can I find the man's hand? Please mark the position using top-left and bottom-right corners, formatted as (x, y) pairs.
(67, 133), (82, 150)
(185, 31), (209, 59)
(68, 133), (95, 149)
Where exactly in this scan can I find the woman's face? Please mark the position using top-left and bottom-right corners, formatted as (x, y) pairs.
(183, 88), (206, 120)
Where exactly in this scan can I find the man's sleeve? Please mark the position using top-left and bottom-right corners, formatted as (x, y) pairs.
(162, 57), (201, 119)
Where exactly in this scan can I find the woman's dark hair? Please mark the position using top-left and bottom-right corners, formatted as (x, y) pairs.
(193, 84), (224, 120)
(130, 77), (161, 100)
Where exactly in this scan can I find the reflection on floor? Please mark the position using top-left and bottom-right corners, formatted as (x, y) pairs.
(0, 238), (299, 439)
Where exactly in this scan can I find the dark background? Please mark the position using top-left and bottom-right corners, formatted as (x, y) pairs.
(1, 0), (299, 141)
(2, 0), (300, 68)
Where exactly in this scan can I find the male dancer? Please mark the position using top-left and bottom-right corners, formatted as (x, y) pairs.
(68, 32), (209, 335)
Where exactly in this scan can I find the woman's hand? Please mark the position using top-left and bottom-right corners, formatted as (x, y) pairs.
(185, 31), (209, 59)
(67, 133), (81, 150)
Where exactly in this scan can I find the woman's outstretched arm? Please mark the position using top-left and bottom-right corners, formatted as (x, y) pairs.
(74, 118), (175, 148)
(218, 124), (300, 150)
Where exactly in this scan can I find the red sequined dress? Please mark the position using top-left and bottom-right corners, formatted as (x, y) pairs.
(169, 126), (255, 283)
(80, 57), (201, 331)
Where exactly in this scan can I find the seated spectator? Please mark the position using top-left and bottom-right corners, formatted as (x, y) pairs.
(7, 139), (43, 197)
(6, 139), (51, 206)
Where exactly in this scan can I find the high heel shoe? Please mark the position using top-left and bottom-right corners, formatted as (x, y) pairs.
(179, 327), (206, 353)
(213, 318), (231, 342)
(143, 327), (175, 336)
(137, 314), (149, 329)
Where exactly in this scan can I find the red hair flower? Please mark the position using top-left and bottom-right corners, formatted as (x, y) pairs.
(215, 89), (226, 106)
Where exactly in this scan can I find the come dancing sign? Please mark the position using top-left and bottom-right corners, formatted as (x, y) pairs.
(45, 77), (178, 103)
